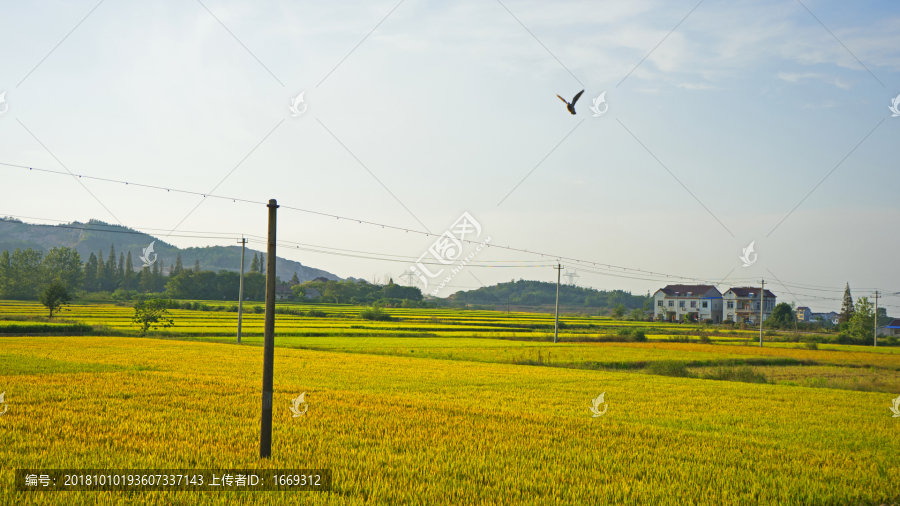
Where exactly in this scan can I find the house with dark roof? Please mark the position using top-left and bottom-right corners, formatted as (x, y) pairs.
(274, 283), (293, 300)
(809, 311), (839, 325)
(878, 319), (900, 337)
(796, 306), (812, 322)
(722, 287), (776, 324)
(652, 285), (723, 323)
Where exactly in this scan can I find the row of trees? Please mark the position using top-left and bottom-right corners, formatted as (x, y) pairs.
(0, 244), (428, 304)
(83, 244), (203, 294)
(763, 285), (890, 343)
(450, 279), (651, 309)
(0, 245), (216, 300)
(0, 247), (84, 300)
(293, 278), (423, 305)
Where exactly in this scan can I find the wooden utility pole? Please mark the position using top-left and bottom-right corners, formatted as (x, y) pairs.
(874, 290), (880, 347)
(237, 237), (247, 344)
(759, 279), (765, 347)
(259, 199), (278, 459)
(554, 263), (562, 344)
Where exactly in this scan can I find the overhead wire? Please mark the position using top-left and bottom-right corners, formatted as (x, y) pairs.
(5, 162), (898, 299)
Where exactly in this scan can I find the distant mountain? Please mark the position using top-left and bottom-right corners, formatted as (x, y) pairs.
(0, 218), (340, 283)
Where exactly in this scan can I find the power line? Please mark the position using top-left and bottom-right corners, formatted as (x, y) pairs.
(4, 161), (722, 285)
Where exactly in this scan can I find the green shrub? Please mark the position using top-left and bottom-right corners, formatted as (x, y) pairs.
(805, 342), (818, 350)
(306, 310), (328, 318)
(0, 323), (91, 334)
(699, 334), (711, 344)
(359, 307), (392, 321)
(645, 361), (692, 377)
(702, 366), (767, 384)
(627, 329), (647, 342)
(617, 328), (632, 337)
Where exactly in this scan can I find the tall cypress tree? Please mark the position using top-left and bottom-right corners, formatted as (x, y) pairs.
(259, 253), (265, 275)
(139, 265), (152, 292)
(175, 253), (183, 275)
(84, 252), (98, 291)
(97, 250), (106, 291)
(118, 252), (125, 279)
(123, 251), (134, 290)
(106, 245), (117, 289)
(250, 253), (259, 273)
(152, 259), (161, 292)
(0, 250), (11, 298)
(193, 260), (201, 273)
(839, 283), (854, 325)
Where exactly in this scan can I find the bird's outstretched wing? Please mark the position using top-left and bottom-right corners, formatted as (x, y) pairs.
(571, 90), (584, 105)
(557, 94), (569, 105)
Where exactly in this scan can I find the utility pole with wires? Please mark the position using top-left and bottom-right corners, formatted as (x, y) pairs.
(259, 199), (278, 459)
(237, 236), (247, 344)
(759, 279), (765, 347)
(554, 263), (563, 344)
(874, 290), (880, 347)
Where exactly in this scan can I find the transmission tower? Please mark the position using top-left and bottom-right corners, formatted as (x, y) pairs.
(399, 269), (417, 287)
(563, 270), (579, 286)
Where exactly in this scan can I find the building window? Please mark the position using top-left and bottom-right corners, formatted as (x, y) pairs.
(668, 301), (674, 307)
(679, 301), (685, 308)
(727, 301), (734, 309)
(702, 301), (708, 308)
(690, 301), (697, 308)
(755, 302), (760, 310)
(657, 300), (663, 307)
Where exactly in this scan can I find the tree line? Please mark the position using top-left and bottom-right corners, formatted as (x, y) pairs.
(0, 245), (425, 304)
(450, 279), (651, 309)
(0, 244), (249, 300)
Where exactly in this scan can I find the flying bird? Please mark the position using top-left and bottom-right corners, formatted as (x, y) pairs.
(557, 90), (584, 115)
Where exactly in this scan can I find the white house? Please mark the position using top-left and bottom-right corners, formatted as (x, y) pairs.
(653, 285), (723, 323)
(722, 287), (776, 324)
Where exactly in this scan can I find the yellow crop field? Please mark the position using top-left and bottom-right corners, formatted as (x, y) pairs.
(1, 301), (899, 504)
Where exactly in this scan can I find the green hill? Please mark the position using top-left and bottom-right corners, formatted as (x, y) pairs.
(0, 217), (339, 282)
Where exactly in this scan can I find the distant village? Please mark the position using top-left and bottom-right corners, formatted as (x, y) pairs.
(655, 284), (835, 326)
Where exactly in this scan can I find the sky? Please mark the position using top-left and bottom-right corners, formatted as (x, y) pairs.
(1, 0), (898, 312)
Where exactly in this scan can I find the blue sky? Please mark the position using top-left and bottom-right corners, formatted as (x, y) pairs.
(1, 0), (898, 312)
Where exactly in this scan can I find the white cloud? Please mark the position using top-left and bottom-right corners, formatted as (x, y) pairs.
(776, 72), (852, 89)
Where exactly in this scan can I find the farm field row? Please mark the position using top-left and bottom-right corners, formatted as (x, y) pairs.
(0, 301), (760, 336)
(1, 334), (897, 505)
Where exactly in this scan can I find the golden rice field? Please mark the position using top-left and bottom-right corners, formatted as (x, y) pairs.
(1, 300), (899, 505)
